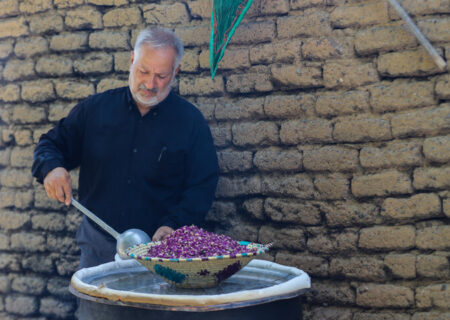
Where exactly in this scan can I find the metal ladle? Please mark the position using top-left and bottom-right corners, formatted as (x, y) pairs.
(71, 197), (151, 259)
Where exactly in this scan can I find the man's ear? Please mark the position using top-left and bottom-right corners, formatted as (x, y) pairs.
(130, 51), (135, 65)
(174, 65), (181, 77)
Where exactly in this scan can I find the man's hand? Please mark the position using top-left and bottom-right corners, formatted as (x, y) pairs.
(43, 167), (72, 206)
(152, 226), (174, 242)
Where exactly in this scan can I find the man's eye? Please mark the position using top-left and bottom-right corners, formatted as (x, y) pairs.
(158, 74), (168, 79)
(140, 70), (148, 75)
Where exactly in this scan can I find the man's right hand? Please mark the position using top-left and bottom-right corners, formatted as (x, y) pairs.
(43, 167), (72, 206)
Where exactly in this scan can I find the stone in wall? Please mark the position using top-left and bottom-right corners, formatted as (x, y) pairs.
(359, 226), (416, 250)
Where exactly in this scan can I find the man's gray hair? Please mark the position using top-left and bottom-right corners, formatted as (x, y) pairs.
(134, 27), (184, 69)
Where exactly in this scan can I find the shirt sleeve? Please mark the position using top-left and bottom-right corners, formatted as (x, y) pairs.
(31, 102), (86, 184)
(157, 115), (219, 230)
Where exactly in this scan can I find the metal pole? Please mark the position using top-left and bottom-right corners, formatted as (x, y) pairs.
(387, 0), (447, 70)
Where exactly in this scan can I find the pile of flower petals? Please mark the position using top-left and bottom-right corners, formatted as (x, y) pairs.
(145, 225), (258, 259)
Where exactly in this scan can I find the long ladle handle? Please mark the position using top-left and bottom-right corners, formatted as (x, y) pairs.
(71, 197), (120, 239)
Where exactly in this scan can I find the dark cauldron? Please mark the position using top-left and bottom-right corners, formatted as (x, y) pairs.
(70, 259), (310, 320)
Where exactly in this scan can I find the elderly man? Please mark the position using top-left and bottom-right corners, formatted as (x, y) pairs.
(32, 27), (219, 269)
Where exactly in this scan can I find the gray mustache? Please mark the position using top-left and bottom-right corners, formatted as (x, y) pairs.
(138, 85), (158, 93)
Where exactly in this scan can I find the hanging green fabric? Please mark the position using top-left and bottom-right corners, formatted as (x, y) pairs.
(210, 0), (254, 79)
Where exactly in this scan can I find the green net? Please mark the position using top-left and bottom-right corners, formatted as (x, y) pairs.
(210, 0), (253, 79)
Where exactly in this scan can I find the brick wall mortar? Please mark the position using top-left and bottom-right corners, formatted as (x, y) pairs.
(0, 0), (449, 319)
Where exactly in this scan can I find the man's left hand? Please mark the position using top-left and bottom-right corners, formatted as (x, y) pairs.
(152, 226), (174, 242)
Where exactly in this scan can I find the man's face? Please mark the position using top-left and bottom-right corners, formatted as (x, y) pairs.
(129, 45), (179, 109)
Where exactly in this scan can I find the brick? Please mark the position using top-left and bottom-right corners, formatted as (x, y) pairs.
(0, 17), (28, 39)
(331, 2), (389, 28)
(5, 295), (38, 315)
(86, 0), (128, 5)
(179, 76), (224, 96)
(65, 7), (103, 30)
(435, 74), (450, 99)
(194, 98), (215, 121)
(0, 84), (20, 102)
(0, 211), (29, 230)
(0, 149), (11, 167)
(54, 0), (84, 8)
(392, 105), (450, 138)
(217, 150), (253, 173)
(290, 0), (323, 9)
(210, 124), (231, 148)
(13, 190), (33, 209)
(0, 274), (9, 292)
(180, 49), (199, 73)
(199, 48), (250, 70)
(0, 189), (18, 209)
(14, 129), (33, 146)
(31, 213), (65, 232)
(334, 116), (391, 143)
(250, 40), (301, 64)
(10, 232), (45, 252)
(21, 80), (55, 103)
(215, 98), (264, 120)
(175, 24), (210, 46)
(306, 307), (353, 320)
(369, 80), (436, 113)
(312, 282), (355, 305)
(304, 146), (358, 172)
(302, 37), (344, 60)
(278, 11), (331, 38)
(264, 94), (315, 119)
(36, 55), (72, 77)
(314, 173), (350, 200)
(382, 193), (441, 221)
(412, 312), (450, 320)
(360, 141), (422, 169)
(206, 201), (236, 224)
(0, 253), (21, 271)
(272, 65), (323, 89)
(20, 0), (51, 14)
(417, 254), (449, 278)
(48, 102), (73, 122)
(384, 254), (416, 279)
(355, 24), (417, 55)
(276, 252), (328, 277)
(242, 198), (264, 220)
(103, 8), (142, 27)
(280, 119), (332, 144)
(357, 284), (414, 308)
(389, 0), (450, 18)
(10, 146), (33, 168)
(226, 71), (273, 93)
(11, 276), (46, 294)
(316, 90), (369, 117)
(320, 201), (381, 227)
(55, 80), (94, 100)
(254, 147), (302, 171)
(47, 235), (78, 254)
(0, 40), (14, 59)
(47, 277), (72, 299)
(114, 51), (130, 72)
(414, 167), (450, 190)
(143, 3), (189, 24)
(307, 228), (358, 254)
(359, 226), (415, 250)
(21, 254), (53, 273)
(29, 13), (63, 34)
(97, 79), (127, 94)
(215, 175), (261, 198)
(262, 174), (315, 199)
(89, 31), (129, 50)
(324, 60), (379, 89)
(14, 37), (48, 58)
(424, 135), (450, 163)
(50, 33), (88, 51)
(40, 297), (74, 318)
(353, 170), (413, 198)
(330, 257), (385, 281)
(378, 48), (444, 77)
(265, 198), (320, 225)
(74, 52), (113, 75)
(416, 225), (450, 250)
(259, 226), (305, 250)
(232, 122), (278, 146)
(3, 59), (35, 81)
(418, 17), (450, 42)
(247, 0), (289, 16)
(224, 223), (259, 243)
(0, 0), (19, 18)
(230, 21), (275, 45)
(416, 284), (449, 308)
(12, 105), (46, 124)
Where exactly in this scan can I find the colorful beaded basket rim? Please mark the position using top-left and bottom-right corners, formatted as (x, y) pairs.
(125, 241), (269, 262)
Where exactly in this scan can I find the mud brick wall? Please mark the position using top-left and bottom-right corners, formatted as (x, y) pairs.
(0, 0), (449, 319)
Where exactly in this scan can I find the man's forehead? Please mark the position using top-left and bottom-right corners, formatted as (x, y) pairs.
(135, 45), (176, 70)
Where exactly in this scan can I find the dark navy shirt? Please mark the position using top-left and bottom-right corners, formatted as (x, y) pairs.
(32, 87), (219, 237)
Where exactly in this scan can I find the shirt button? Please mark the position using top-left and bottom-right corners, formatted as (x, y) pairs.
(153, 111), (158, 116)
(133, 148), (137, 153)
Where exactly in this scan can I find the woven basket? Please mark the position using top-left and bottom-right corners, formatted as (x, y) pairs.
(126, 241), (269, 288)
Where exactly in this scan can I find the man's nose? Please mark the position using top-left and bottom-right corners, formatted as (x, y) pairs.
(144, 74), (156, 88)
